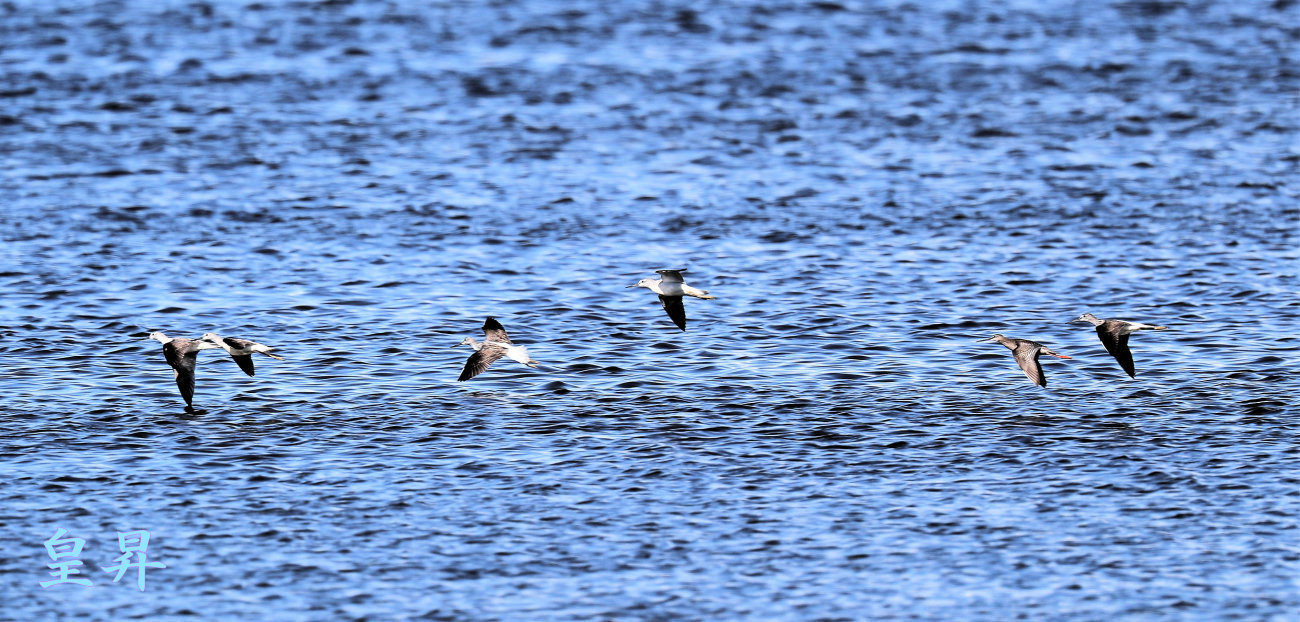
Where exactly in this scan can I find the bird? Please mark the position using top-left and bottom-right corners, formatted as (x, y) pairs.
(977, 334), (1072, 388)
(626, 269), (716, 331)
(148, 332), (221, 409)
(454, 317), (539, 381)
(1069, 313), (1168, 378)
(201, 332), (285, 377)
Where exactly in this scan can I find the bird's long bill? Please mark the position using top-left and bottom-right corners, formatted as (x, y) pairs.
(975, 337), (998, 343)
(625, 283), (638, 288)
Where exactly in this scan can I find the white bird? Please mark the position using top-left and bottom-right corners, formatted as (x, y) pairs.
(627, 269), (716, 331)
(978, 334), (1072, 388)
(454, 317), (539, 381)
(1069, 313), (1168, 378)
(201, 332), (285, 377)
(148, 332), (221, 409)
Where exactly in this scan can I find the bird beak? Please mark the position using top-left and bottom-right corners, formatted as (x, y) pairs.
(625, 284), (637, 288)
(976, 337), (996, 343)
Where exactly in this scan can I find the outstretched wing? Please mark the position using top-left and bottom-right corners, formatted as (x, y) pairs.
(164, 342), (200, 406)
(162, 341), (183, 369)
(1097, 323), (1136, 378)
(223, 337), (255, 350)
(232, 354), (256, 377)
(658, 295), (687, 331)
(1013, 344), (1047, 387)
(656, 269), (686, 283)
(482, 317), (511, 345)
(459, 345), (507, 381)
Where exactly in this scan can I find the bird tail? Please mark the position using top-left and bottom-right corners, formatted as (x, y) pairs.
(684, 285), (716, 300)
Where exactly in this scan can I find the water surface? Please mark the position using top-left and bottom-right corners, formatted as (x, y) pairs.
(1, 0), (1297, 619)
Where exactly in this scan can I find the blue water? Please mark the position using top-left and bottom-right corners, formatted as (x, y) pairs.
(2, 0), (1298, 619)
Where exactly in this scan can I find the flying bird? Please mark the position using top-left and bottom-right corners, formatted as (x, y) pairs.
(1069, 313), (1168, 378)
(201, 332), (285, 377)
(148, 332), (221, 409)
(627, 269), (716, 331)
(454, 317), (539, 381)
(978, 334), (1072, 388)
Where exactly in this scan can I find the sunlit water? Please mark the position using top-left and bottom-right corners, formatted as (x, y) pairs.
(1, 0), (1297, 619)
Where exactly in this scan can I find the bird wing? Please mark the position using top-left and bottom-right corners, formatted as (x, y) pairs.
(165, 342), (200, 406)
(223, 337), (255, 350)
(232, 354), (256, 377)
(655, 269), (686, 283)
(459, 345), (506, 381)
(482, 317), (512, 344)
(1013, 343), (1047, 387)
(1097, 323), (1136, 378)
(658, 295), (687, 331)
(162, 341), (184, 369)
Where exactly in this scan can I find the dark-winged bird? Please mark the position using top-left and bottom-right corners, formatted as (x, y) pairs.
(627, 269), (716, 331)
(149, 332), (221, 409)
(201, 332), (285, 377)
(1069, 313), (1168, 378)
(454, 317), (539, 381)
(978, 334), (1072, 388)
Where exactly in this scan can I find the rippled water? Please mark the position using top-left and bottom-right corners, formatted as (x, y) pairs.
(2, 0), (1298, 619)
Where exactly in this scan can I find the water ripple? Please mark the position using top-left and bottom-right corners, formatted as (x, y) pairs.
(2, 0), (1298, 619)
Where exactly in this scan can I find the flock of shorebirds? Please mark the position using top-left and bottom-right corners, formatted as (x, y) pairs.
(147, 331), (285, 410)
(979, 310), (1168, 388)
(148, 269), (1169, 410)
